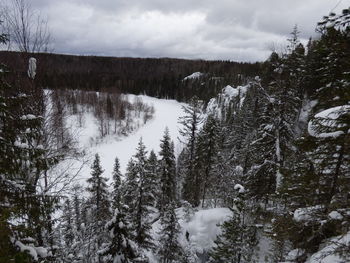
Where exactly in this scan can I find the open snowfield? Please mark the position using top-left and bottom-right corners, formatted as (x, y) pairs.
(70, 94), (186, 182)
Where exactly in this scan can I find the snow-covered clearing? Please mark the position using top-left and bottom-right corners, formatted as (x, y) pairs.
(70, 94), (186, 181)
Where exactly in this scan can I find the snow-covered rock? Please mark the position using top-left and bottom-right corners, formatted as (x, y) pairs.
(206, 84), (249, 119)
(328, 211), (343, 220)
(183, 72), (204, 80)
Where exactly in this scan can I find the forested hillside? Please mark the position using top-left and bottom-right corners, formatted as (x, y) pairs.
(0, 51), (261, 102)
(1, 5), (349, 263)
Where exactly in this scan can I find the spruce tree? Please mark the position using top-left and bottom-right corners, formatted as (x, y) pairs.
(157, 202), (183, 263)
(274, 10), (350, 260)
(178, 96), (203, 207)
(100, 206), (139, 263)
(147, 150), (160, 208)
(133, 138), (154, 250)
(194, 114), (220, 207)
(60, 198), (80, 262)
(122, 159), (138, 222)
(0, 32), (59, 260)
(86, 153), (111, 262)
(112, 157), (122, 209)
(159, 128), (177, 212)
(209, 186), (257, 263)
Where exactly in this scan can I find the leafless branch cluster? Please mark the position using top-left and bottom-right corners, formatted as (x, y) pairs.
(1, 0), (51, 52)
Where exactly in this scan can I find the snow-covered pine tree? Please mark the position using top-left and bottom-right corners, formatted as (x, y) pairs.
(244, 89), (278, 202)
(60, 198), (77, 261)
(147, 150), (160, 209)
(273, 11), (350, 261)
(194, 114), (220, 207)
(122, 158), (138, 223)
(209, 185), (257, 263)
(245, 49), (301, 203)
(100, 205), (139, 263)
(176, 149), (188, 203)
(132, 138), (154, 250)
(86, 153), (111, 263)
(0, 31), (26, 261)
(112, 157), (122, 209)
(67, 184), (86, 262)
(0, 34), (60, 260)
(295, 13), (350, 207)
(159, 127), (177, 212)
(72, 184), (83, 232)
(178, 96), (203, 207)
(157, 202), (183, 263)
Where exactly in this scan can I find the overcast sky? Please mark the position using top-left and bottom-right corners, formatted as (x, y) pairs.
(4, 0), (350, 62)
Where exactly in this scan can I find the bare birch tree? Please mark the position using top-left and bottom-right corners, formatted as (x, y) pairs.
(1, 0), (51, 52)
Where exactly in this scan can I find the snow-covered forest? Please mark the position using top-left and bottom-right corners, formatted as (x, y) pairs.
(1, 1), (350, 262)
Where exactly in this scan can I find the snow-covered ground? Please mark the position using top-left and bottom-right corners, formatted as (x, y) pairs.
(149, 207), (231, 261)
(71, 94), (186, 181)
(177, 207), (231, 252)
(307, 231), (350, 263)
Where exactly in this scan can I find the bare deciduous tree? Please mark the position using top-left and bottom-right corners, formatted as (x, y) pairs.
(2, 0), (51, 52)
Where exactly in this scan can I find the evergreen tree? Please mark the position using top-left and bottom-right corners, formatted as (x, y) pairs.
(133, 138), (154, 250)
(245, 51), (301, 202)
(274, 10), (350, 260)
(159, 128), (177, 212)
(100, 206), (138, 263)
(86, 153), (111, 263)
(194, 114), (220, 207)
(0, 31), (60, 260)
(112, 157), (122, 209)
(209, 186), (257, 263)
(72, 184), (83, 232)
(157, 202), (183, 263)
(122, 159), (138, 222)
(59, 198), (80, 262)
(178, 96), (203, 207)
(62, 199), (74, 248)
(147, 150), (160, 209)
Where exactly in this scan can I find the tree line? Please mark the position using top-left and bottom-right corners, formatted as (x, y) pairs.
(0, 51), (262, 102)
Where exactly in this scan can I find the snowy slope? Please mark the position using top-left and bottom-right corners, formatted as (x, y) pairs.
(72, 94), (186, 181)
(177, 208), (231, 252)
(149, 207), (231, 262)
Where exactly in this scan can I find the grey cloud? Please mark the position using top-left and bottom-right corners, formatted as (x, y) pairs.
(15, 0), (350, 61)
